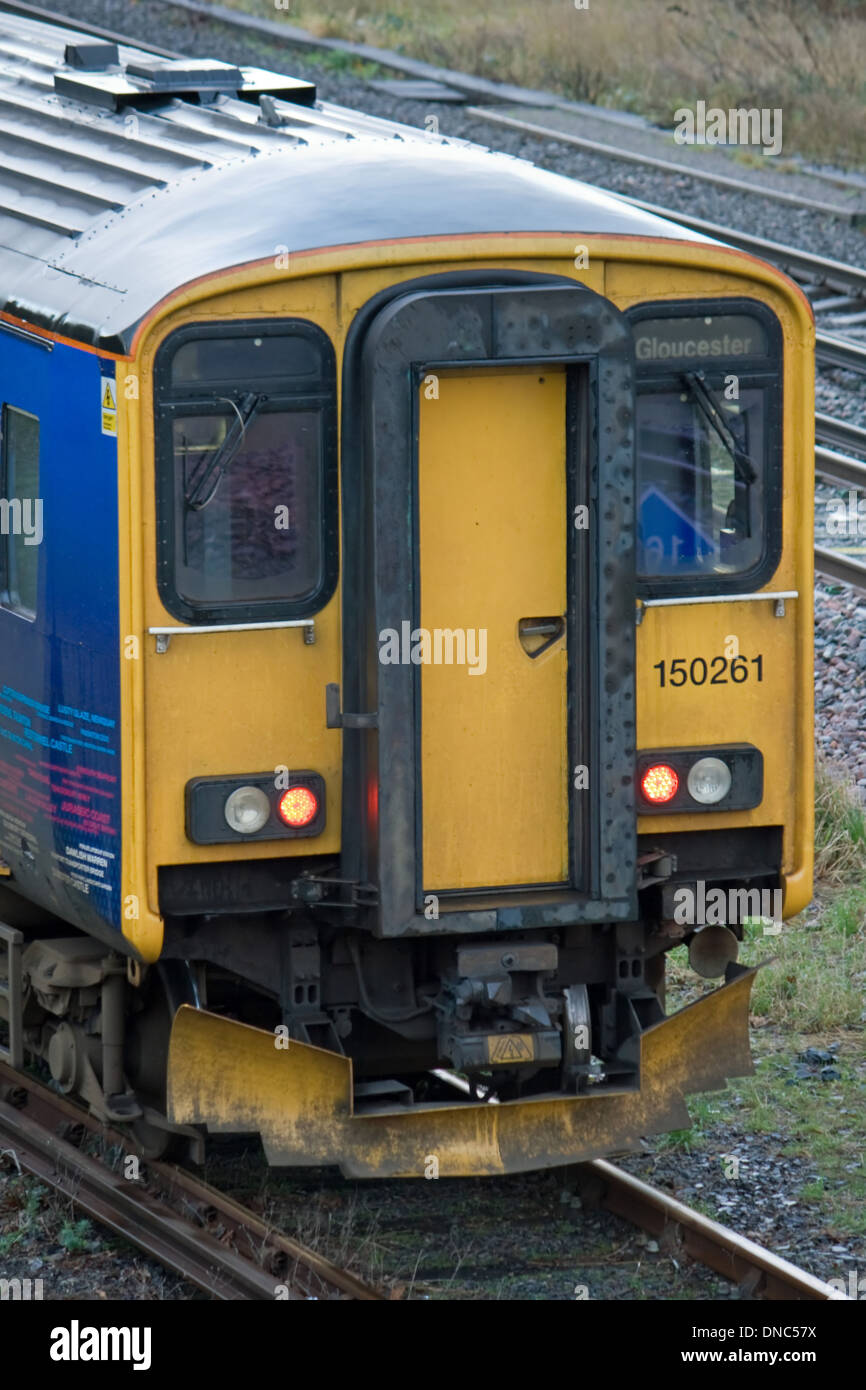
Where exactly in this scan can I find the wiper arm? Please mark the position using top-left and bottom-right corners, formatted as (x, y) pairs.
(185, 391), (266, 511)
(682, 371), (757, 486)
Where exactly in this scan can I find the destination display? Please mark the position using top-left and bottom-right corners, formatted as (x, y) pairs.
(635, 314), (768, 362)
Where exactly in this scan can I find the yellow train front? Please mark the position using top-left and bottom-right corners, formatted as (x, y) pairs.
(0, 15), (813, 1176)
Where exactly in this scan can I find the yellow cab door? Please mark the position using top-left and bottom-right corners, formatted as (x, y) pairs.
(418, 365), (568, 890)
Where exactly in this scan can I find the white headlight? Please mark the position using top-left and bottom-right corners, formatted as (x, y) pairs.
(224, 785), (270, 834)
(687, 757), (732, 805)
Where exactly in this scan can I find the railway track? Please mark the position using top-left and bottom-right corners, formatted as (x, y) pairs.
(467, 107), (866, 225)
(28, 1), (866, 207)
(0, 1060), (382, 1300)
(576, 1159), (848, 1301)
(813, 416), (866, 593)
(431, 1072), (847, 1301)
(0, 1057), (847, 1301)
(154, 1), (866, 356)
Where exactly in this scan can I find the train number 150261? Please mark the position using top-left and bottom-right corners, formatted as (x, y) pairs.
(653, 654), (763, 687)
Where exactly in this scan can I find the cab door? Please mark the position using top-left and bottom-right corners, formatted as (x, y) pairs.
(340, 279), (638, 937)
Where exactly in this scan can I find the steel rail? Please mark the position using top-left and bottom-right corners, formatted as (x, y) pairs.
(0, 1060), (381, 1301)
(581, 1159), (849, 1300)
(433, 1071), (849, 1300)
(605, 202), (866, 374)
(815, 413), (866, 456)
(619, 198), (866, 298)
(813, 333), (866, 375)
(815, 447), (866, 490)
(466, 107), (864, 223)
(814, 546), (866, 590)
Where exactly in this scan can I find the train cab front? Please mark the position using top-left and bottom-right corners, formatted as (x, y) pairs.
(160, 274), (803, 1178)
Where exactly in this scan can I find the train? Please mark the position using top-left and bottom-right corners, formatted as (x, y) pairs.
(0, 8), (813, 1176)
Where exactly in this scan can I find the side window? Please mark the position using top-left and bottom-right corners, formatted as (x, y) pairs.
(155, 322), (337, 624)
(0, 405), (40, 619)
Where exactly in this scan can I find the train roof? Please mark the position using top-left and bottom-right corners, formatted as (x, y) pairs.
(0, 8), (714, 353)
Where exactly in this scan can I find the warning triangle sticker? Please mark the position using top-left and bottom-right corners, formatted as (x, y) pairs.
(489, 1034), (533, 1063)
(102, 380), (116, 411)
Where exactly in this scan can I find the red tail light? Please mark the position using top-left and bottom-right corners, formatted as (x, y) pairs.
(640, 764), (679, 804)
(278, 785), (319, 827)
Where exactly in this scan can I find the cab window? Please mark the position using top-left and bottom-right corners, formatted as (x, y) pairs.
(155, 321), (337, 624)
(631, 304), (782, 595)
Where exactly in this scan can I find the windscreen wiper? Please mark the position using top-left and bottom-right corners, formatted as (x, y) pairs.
(185, 391), (266, 511)
(682, 370), (756, 540)
(682, 371), (757, 485)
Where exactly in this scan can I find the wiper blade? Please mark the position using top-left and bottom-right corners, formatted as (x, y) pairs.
(185, 391), (266, 511)
(682, 371), (757, 485)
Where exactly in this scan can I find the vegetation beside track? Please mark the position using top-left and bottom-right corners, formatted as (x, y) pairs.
(662, 754), (866, 1241)
(211, 0), (866, 169)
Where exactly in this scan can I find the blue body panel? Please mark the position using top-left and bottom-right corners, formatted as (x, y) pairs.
(0, 326), (121, 935)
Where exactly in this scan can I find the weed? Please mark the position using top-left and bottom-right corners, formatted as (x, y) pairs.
(58, 1218), (94, 1253)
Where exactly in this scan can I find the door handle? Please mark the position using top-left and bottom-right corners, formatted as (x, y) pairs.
(518, 616), (566, 659)
(326, 683), (378, 729)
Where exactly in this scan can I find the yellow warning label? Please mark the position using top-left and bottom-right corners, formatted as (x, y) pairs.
(487, 1033), (534, 1065)
(102, 380), (117, 411)
(101, 410), (117, 435)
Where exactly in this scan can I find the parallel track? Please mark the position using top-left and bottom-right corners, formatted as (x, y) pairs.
(468, 106), (866, 224)
(5, 0), (866, 370)
(0, 1060), (381, 1300)
(5, 1), (866, 218)
(1, 2), (866, 592)
(813, 546), (866, 591)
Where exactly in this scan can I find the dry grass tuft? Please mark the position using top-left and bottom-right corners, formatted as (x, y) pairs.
(814, 753), (866, 885)
(219, 0), (866, 167)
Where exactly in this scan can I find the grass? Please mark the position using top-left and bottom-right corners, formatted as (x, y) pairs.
(815, 756), (866, 884)
(210, 0), (866, 169)
(660, 754), (866, 1237)
(57, 1218), (95, 1254)
(737, 1048), (865, 1237)
(0, 1182), (43, 1255)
